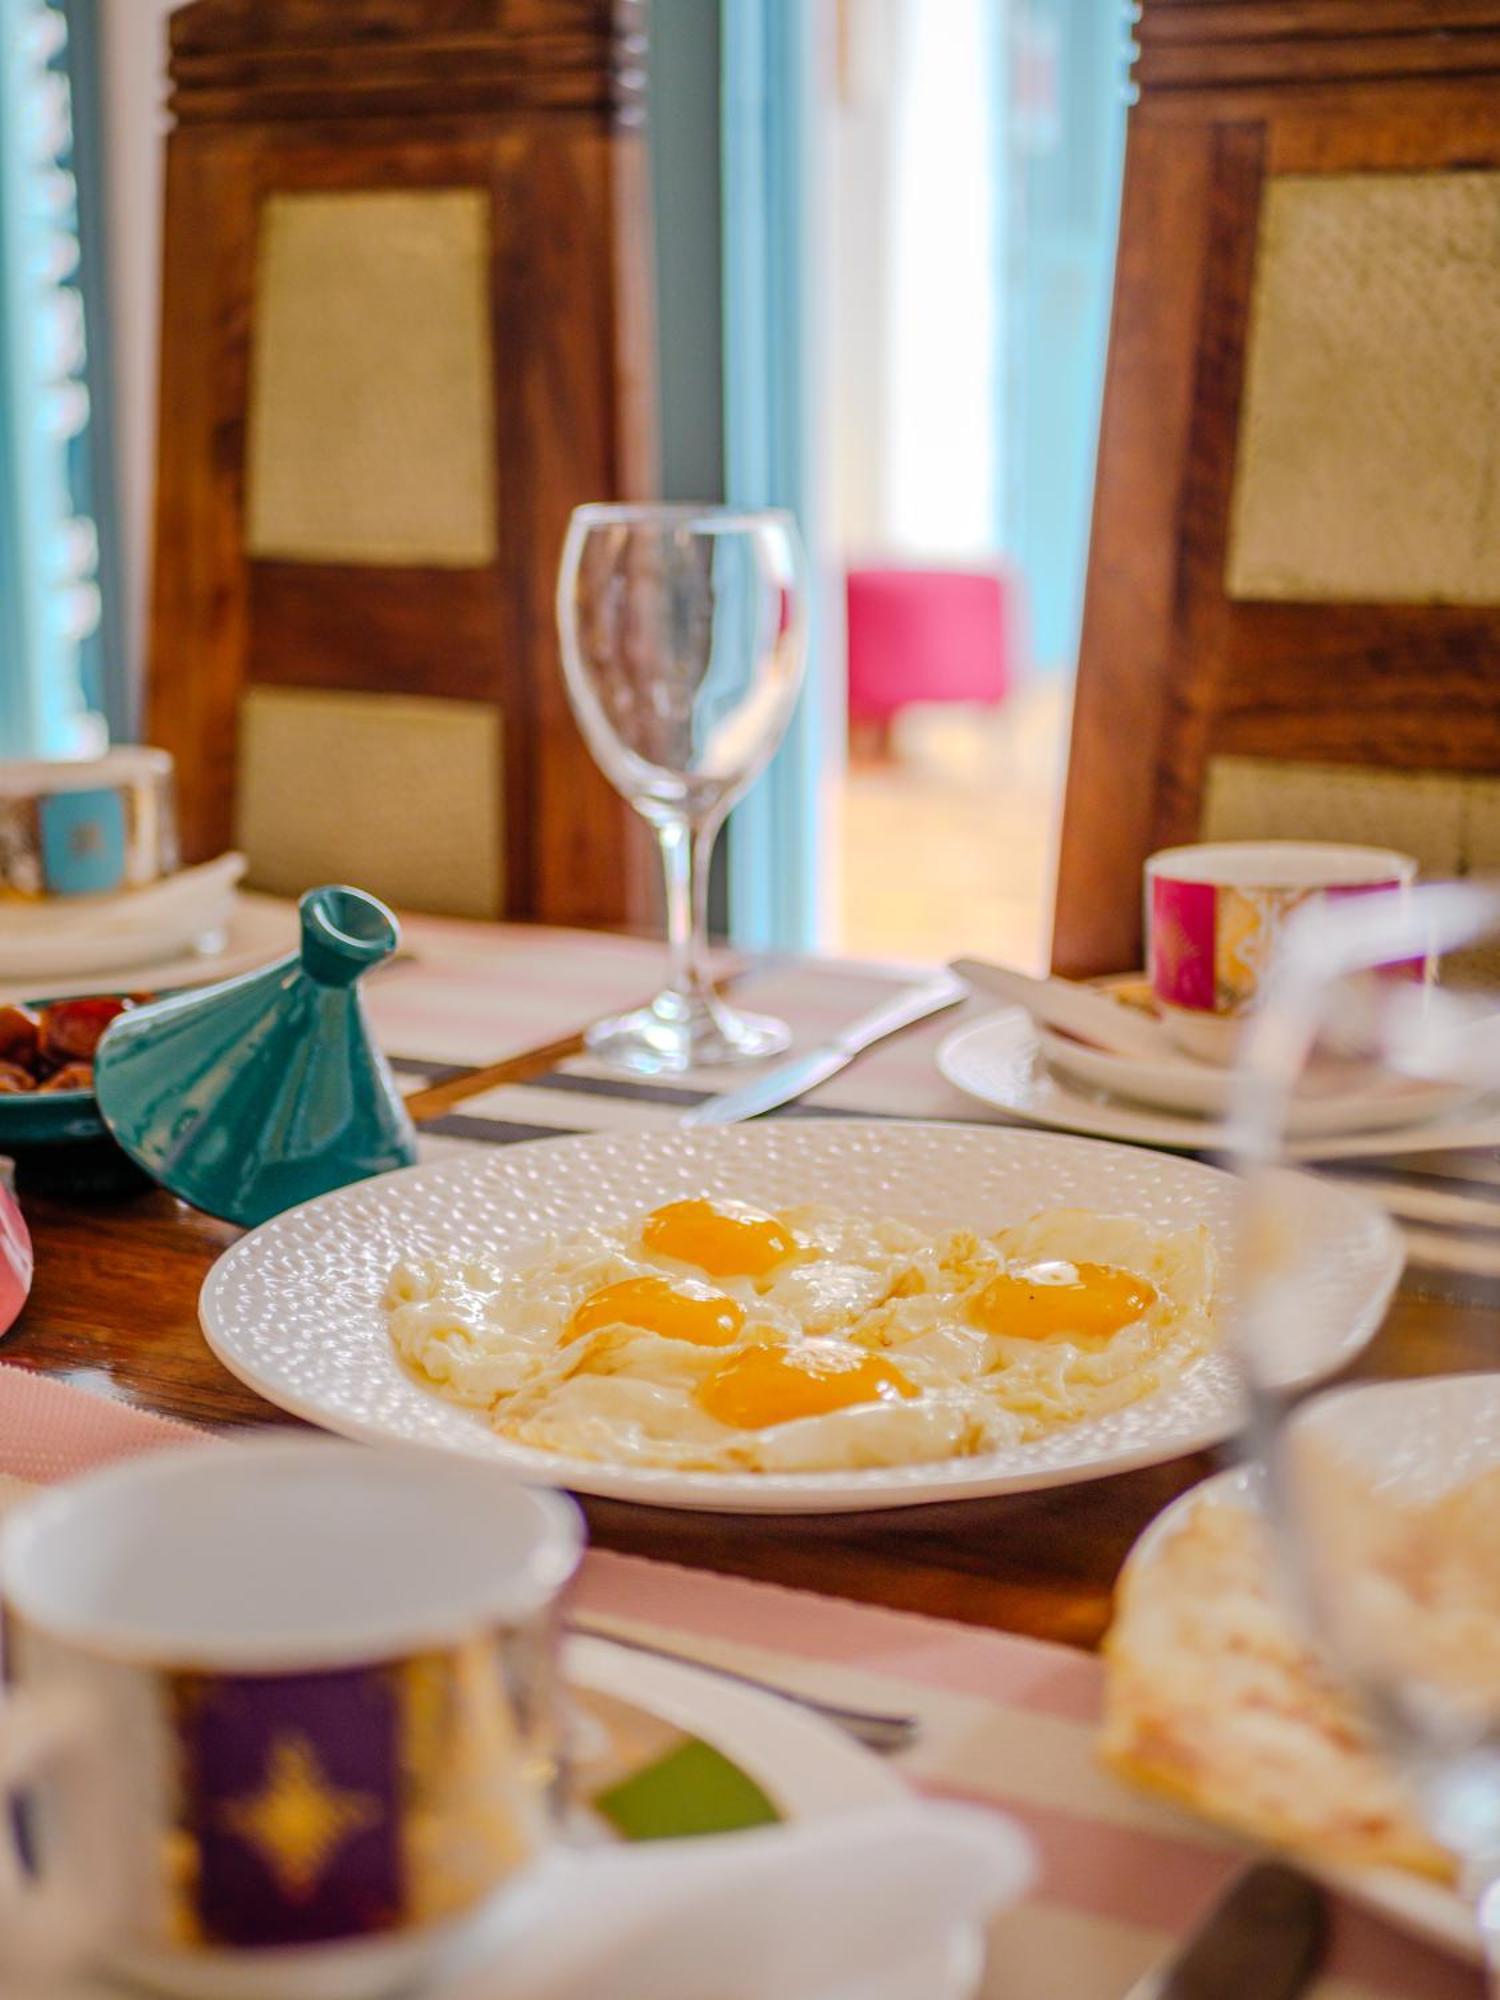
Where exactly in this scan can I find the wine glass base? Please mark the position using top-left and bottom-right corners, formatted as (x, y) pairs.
(585, 997), (791, 1077)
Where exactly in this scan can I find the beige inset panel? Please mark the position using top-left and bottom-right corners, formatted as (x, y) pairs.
(246, 190), (497, 566)
(1202, 756), (1466, 875)
(1228, 172), (1500, 605)
(236, 687), (504, 918)
(1456, 779), (1500, 876)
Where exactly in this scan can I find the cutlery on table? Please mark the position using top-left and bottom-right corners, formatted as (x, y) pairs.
(569, 1620), (920, 1754)
(1122, 1861), (1326, 2000)
(953, 957), (1185, 1063)
(682, 973), (967, 1126)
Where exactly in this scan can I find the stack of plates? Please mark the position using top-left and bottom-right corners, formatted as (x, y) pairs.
(0, 856), (296, 1001)
(937, 1002), (1471, 1155)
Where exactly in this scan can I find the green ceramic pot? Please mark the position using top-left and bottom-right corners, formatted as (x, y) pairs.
(93, 886), (418, 1227)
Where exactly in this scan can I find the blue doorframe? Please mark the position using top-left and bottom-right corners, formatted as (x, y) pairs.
(0, 0), (108, 758)
(720, 0), (823, 952)
(60, 0), (126, 738)
(1002, 0), (1127, 674)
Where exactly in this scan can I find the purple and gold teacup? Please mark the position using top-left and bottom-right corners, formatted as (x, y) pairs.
(0, 1440), (581, 1999)
(1146, 841), (1417, 1062)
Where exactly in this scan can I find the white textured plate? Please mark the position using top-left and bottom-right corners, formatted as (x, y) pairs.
(199, 1121), (1401, 1515)
(1037, 1025), (1468, 1137)
(1125, 1467), (1478, 1963)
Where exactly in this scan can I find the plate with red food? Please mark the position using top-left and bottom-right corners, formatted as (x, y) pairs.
(0, 994), (154, 1144)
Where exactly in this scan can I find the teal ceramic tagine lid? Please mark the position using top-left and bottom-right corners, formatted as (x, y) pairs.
(94, 886), (418, 1227)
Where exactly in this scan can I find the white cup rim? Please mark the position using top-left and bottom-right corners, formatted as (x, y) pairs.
(1145, 840), (1417, 891)
(0, 1439), (583, 1670)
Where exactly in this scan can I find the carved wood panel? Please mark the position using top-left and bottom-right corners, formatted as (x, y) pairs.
(1054, 0), (1500, 976)
(149, 0), (655, 927)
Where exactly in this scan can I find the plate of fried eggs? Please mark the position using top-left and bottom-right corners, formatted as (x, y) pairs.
(199, 1121), (1402, 1513)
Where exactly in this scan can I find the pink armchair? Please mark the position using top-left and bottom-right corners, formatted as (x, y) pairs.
(845, 567), (1016, 757)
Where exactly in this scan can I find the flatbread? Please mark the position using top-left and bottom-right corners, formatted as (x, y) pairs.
(1101, 1493), (1453, 1881)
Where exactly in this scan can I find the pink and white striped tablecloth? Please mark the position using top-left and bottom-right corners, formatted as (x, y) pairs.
(369, 918), (988, 1143)
(0, 1365), (1479, 2000)
(373, 918), (1500, 1288)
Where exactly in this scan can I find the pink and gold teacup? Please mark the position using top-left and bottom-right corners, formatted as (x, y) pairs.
(0, 1439), (581, 2000)
(1145, 841), (1417, 1062)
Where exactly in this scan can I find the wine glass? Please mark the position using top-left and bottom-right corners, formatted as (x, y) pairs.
(1229, 880), (1500, 1983)
(556, 503), (808, 1075)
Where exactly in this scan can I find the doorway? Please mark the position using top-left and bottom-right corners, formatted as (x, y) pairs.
(818, 0), (1126, 970)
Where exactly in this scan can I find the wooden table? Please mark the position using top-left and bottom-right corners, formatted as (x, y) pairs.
(6, 920), (1496, 1653)
(9, 1175), (1492, 1652)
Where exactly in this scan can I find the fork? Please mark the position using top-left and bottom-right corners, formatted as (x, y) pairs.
(568, 1619), (920, 1754)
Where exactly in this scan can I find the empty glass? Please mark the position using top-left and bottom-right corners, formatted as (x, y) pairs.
(556, 503), (808, 1074)
(1230, 881), (1500, 1985)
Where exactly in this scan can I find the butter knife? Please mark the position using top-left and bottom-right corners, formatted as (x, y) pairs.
(682, 973), (967, 1125)
(1123, 1863), (1326, 2000)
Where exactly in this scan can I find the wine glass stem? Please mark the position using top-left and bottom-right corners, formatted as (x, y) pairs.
(657, 812), (717, 1008)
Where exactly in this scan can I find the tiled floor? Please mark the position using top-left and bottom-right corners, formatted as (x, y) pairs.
(835, 678), (1071, 972)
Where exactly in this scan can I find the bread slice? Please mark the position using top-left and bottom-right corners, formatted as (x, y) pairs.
(1101, 1493), (1454, 1882)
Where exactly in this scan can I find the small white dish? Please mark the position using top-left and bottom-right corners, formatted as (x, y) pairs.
(0, 854), (246, 982)
(199, 1119), (1400, 1515)
(939, 1009), (1247, 1153)
(1036, 1023), (1469, 1137)
(940, 1008), (1480, 1156)
(1124, 1466), (1478, 1964)
(0, 888), (296, 1003)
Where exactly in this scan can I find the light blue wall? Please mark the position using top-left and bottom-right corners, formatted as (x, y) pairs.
(650, 0), (821, 951)
(1003, 0), (1128, 674)
(0, 0), (108, 758)
(649, 0), (735, 932)
(650, 0), (725, 508)
(61, 0), (127, 737)
(720, 0), (820, 953)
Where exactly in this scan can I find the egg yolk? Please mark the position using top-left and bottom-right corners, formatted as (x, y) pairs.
(563, 1275), (745, 1348)
(641, 1199), (795, 1279)
(969, 1260), (1156, 1347)
(696, 1341), (918, 1430)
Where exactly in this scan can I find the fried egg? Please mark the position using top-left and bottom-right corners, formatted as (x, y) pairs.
(386, 1199), (1217, 1474)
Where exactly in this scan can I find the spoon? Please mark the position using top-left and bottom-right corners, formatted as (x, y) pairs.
(952, 959), (1194, 1064)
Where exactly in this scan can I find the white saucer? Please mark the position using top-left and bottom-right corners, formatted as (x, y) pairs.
(940, 1008), (1479, 1156)
(0, 890), (297, 1003)
(0, 855), (247, 983)
(1036, 1023), (1469, 1136)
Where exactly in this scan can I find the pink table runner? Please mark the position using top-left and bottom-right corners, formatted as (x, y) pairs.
(0, 1365), (1479, 2000)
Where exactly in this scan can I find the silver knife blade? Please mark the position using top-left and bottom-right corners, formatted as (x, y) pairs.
(682, 973), (967, 1126)
(1124, 1863), (1326, 2000)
